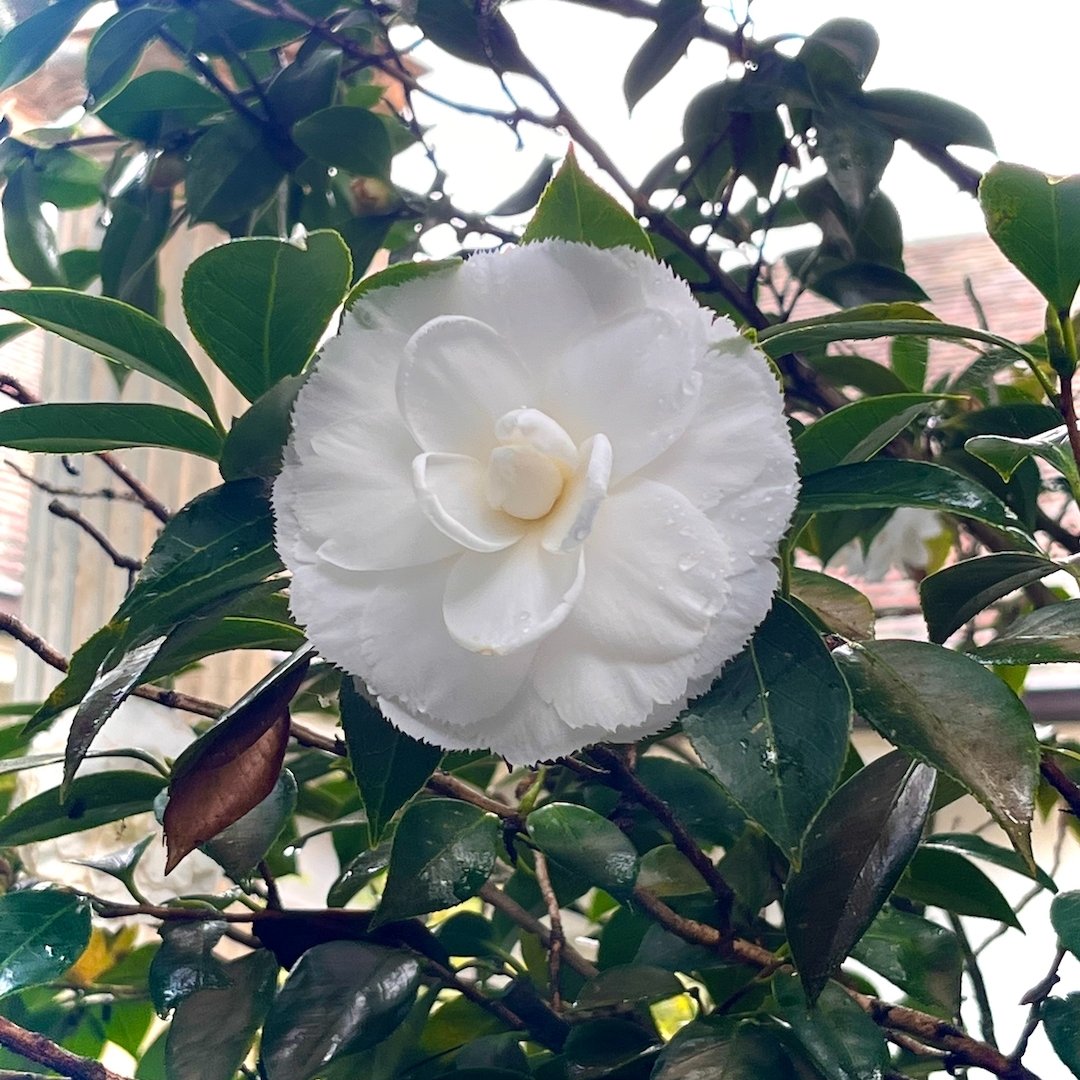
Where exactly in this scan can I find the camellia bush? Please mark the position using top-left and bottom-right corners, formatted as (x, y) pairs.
(2, 2), (1080, 1078)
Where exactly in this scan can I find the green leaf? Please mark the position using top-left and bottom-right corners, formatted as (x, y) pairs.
(833, 639), (1039, 865)
(967, 425), (1080, 498)
(0, 771), (165, 845)
(219, 374), (306, 481)
(897, 848), (1020, 926)
(798, 460), (1033, 544)
(99, 183), (171, 315)
(980, 162), (1080, 312)
(652, 1019), (800, 1080)
(0, 0), (96, 91)
(527, 802), (640, 900)
(925, 832), (1055, 891)
(772, 974), (890, 1080)
(0, 402), (222, 458)
(968, 599), (1080, 665)
(795, 393), (952, 475)
(340, 682), (441, 844)
(635, 756), (745, 848)
(96, 70), (224, 142)
(292, 106), (392, 178)
(200, 769), (298, 881)
(0, 891), (91, 997)
(850, 907), (961, 1015)
(623, 0), (702, 109)
(260, 942), (421, 1079)
(1052, 892), (1080, 958)
(523, 148), (652, 253)
(185, 117), (286, 227)
(789, 568), (875, 640)
(413, 0), (530, 74)
(166, 949), (278, 1080)
(149, 921), (229, 1017)
(183, 230), (351, 402)
(36, 148), (105, 210)
(683, 599), (851, 862)
(265, 44), (341, 127)
(891, 335), (929, 391)
(2, 164), (65, 286)
(344, 257), (459, 310)
(327, 840), (392, 909)
(85, 5), (168, 107)
(1044, 994), (1080, 1077)
(784, 751), (935, 1002)
(576, 965), (684, 1010)
(374, 799), (498, 926)
(919, 552), (1061, 644)
(638, 844), (708, 897)
(807, 351), (911, 397)
(865, 89), (995, 152)
(0, 288), (220, 424)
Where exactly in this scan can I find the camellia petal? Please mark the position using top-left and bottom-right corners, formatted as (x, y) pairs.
(275, 239), (799, 764)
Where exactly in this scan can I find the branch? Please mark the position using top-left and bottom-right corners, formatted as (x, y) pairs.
(532, 849), (565, 1010)
(1040, 754), (1080, 819)
(947, 910), (997, 1048)
(426, 771), (519, 821)
(0, 1016), (132, 1080)
(47, 500), (143, 575)
(5, 460), (141, 505)
(1011, 946), (1065, 1062)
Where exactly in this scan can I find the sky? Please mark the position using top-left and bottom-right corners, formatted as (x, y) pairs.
(399, 0), (1080, 252)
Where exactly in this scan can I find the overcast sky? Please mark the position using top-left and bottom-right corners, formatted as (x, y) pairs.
(401, 0), (1080, 248)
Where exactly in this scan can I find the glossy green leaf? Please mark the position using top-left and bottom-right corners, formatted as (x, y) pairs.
(795, 393), (951, 475)
(789, 568), (875, 640)
(919, 552), (1061, 644)
(1052, 892), (1080, 958)
(634, 756), (746, 847)
(340, 682), (441, 844)
(1044, 994), (1080, 1077)
(98, 183), (170, 315)
(968, 600), (1080, 665)
(638, 844), (708, 897)
(527, 801), (639, 900)
(0, 0), (96, 91)
(523, 147), (652, 253)
(926, 832), (1055, 891)
(85, 6), (168, 107)
(623, 0), (702, 109)
(0, 891), (91, 997)
(652, 1019), (800, 1080)
(261, 942), (421, 1079)
(185, 117), (286, 226)
(413, 0), (530, 74)
(36, 148), (104, 210)
(149, 921), (229, 1018)
(2, 164), (65, 286)
(200, 769), (298, 880)
(0, 288), (219, 423)
(865, 88), (995, 152)
(0, 771), (165, 845)
(0, 402), (222, 458)
(292, 106), (392, 178)
(183, 231), (350, 402)
(683, 599), (851, 862)
(374, 799), (498, 926)
(850, 907), (962, 1014)
(784, 751), (935, 1002)
(890, 334), (929, 391)
(897, 848), (1020, 926)
(345, 257), (459, 309)
(798, 460), (1032, 544)
(219, 374), (305, 481)
(96, 70), (224, 142)
(328, 840), (392, 909)
(808, 352), (911, 397)
(967, 425), (1080, 498)
(166, 949), (278, 1080)
(576, 964), (684, 1010)
(980, 162), (1080, 312)
(772, 973), (890, 1080)
(833, 639), (1038, 865)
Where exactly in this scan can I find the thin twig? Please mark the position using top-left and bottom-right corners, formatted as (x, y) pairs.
(1040, 755), (1080, 819)
(0, 1016), (132, 1080)
(1011, 946), (1066, 1062)
(423, 957), (531, 1036)
(532, 849), (565, 1011)
(48, 500), (143, 575)
(426, 771), (519, 821)
(948, 911), (997, 1048)
(5, 460), (141, 504)
(258, 860), (282, 910)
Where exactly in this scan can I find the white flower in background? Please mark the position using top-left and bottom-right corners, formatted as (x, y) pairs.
(274, 241), (799, 763)
(832, 507), (945, 582)
(12, 698), (220, 904)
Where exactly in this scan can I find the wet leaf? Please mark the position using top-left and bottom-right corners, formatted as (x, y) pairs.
(919, 552), (1060, 644)
(638, 845), (709, 897)
(0, 891), (91, 997)
(623, 0), (702, 109)
(340, 682), (442, 844)
(163, 650), (310, 873)
(784, 751), (935, 1002)
(652, 1019), (800, 1079)
(925, 832), (1055, 891)
(968, 600), (1080, 665)
(148, 920), (229, 1018)
(292, 106), (392, 178)
(897, 848), (1020, 926)
(96, 70), (224, 143)
(527, 801), (639, 900)
(789, 568), (875, 640)
(576, 964), (684, 1010)
(684, 599), (851, 862)
(260, 942), (421, 1079)
(374, 799), (499, 926)
(833, 639), (1038, 866)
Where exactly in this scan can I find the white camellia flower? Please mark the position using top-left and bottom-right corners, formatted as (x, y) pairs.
(274, 240), (799, 763)
(832, 507), (945, 582)
(12, 698), (220, 904)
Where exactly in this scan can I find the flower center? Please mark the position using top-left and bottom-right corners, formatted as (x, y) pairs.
(485, 408), (577, 521)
